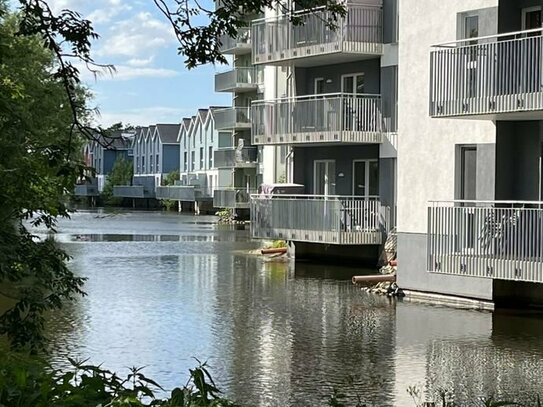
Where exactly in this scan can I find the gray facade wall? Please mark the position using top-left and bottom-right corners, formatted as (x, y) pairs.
(133, 175), (156, 190)
(383, 0), (398, 44)
(495, 121), (543, 201)
(397, 232), (494, 300)
(498, 0), (541, 33)
(162, 145), (180, 174)
(295, 60), (381, 96)
(292, 145), (379, 195)
(476, 143), (496, 201)
(381, 65), (398, 133)
(379, 158), (396, 221)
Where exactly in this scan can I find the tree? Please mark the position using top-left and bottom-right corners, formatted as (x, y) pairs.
(102, 157), (134, 205)
(0, 5), (88, 350)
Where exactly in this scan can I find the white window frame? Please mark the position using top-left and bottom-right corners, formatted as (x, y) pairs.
(341, 72), (365, 95)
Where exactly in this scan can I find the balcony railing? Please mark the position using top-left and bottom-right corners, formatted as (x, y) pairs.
(113, 185), (154, 198)
(219, 27), (251, 55)
(252, 93), (383, 145)
(156, 185), (213, 201)
(214, 188), (256, 209)
(74, 183), (98, 196)
(214, 107), (252, 131)
(215, 67), (262, 93)
(214, 147), (258, 168)
(430, 28), (543, 118)
(428, 200), (543, 282)
(251, 195), (389, 245)
(252, 4), (383, 65)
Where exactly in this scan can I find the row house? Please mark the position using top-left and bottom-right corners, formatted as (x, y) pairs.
(397, 0), (543, 306)
(113, 124), (181, 200)
(74, 131), (133, 198)
(249, 0), (398, 263)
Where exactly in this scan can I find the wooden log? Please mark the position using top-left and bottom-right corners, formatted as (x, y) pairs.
(261, 247), (287, 255)
(352, 274), (396, 285)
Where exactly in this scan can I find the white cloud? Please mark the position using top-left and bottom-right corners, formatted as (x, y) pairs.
(96, 12), (175, 58)
(127, 56), (155, 67)
(77, 63), (179, 82)
(95, 106), (194, 127)
(87, 1), (132, 24)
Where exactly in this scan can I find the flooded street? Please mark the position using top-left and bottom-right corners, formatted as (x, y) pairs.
(44, 210), (543, 406)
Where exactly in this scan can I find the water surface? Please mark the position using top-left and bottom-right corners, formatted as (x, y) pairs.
(44, 210), (543, 406)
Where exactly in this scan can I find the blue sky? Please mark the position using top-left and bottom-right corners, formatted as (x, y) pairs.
(48, 0), (231, 127)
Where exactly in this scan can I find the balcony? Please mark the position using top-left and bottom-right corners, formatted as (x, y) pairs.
(74, 183), (98, 196)
(251, 195), (389, 245)
(214, 147), (258, 168)
(428, 201), (543, 282)
(214, 188), (256, 209)
(430, 29), (543, 119)
(252, 93), (383, 145)
(252, 4), (383, 66)
(214, 107), (252, 131)
(156, 186), (213, 201)
(215, 67), (261, 93)
(113, 185), (155, 199)
(219, 28), (251, 55)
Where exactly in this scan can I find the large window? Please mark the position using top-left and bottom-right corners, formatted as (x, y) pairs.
(200, 147), (204, 169)
(208, 146), (213, 168)
(352, 160), (379, 198)
(184, 152), (188, 172)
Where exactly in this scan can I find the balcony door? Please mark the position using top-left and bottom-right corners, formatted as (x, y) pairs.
(521, 7), (542, 94)
(314, 160), (336, 196)
(342, 73), (365, 131)
(522, 6), (542, 31)
(352, 160), (379, 199)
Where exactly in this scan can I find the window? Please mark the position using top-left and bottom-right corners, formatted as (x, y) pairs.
(156, 154), (159, 172)
(200, 147), (204, 169)
(184, 152), (188, 172)
(460, 146), (477, 201)
(522, 6), (542, 32)
(150, 155), (154, 173)
(136, 157), (140, 174)
(464, 15), (479, 62)
(342, 73), (365, 94)
(208, 146), (213, 168)
(191, 151), (195, 171)
(142, 156), (145, 173)
(352, 160), (379, 198)
(314, 77), (325, 95)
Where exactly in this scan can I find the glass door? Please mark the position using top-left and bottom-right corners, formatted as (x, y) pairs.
(352, 160), (379, 198)
(314, 160), (336, 196)
(341, 73), (365, 131)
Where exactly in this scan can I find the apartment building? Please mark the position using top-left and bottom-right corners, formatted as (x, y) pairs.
(114, 124), (181, 200)
(249, 0), (398, 263)
(397, 0), (543, 305)
(213, 32), (262, 215)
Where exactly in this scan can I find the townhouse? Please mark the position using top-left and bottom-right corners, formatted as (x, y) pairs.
(248, 0), (398, 263)
(397, 0), (543, 305)
(74, 131), (133, 200)
(114, 124), (181, 201)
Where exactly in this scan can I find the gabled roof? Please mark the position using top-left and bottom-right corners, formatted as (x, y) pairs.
(156, 123), (181, 144)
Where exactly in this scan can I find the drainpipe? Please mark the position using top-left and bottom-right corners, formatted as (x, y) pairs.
(285, 148), (294, 183)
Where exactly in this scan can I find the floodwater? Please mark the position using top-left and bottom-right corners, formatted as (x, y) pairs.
(42, 209), (543, 406)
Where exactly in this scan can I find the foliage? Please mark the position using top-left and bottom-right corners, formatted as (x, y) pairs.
(160, 170), (180, 211)
(216, 208), (234, 224)
(0, 7), (87, 352)
(266, 240), (287, 249)
(102, 157), (134, 205)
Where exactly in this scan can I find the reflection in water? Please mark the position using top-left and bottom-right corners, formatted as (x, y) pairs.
(41, 210), (543, 406)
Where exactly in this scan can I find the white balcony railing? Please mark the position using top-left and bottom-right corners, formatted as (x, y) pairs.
(214, 188), (256, 209)
(214, 107), (252, 131)
(428, 200), (543, 282)
(252, 93), (383, 145)
(219, 27), (251, 55)
(215, 67), (262, 93)
(430, 28), (543, 118)
(251, 195), (389, 245)
(252, 3), (383, 65)
(214, 147), (258, 168)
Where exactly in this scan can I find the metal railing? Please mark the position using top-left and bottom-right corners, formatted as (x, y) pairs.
(430, 28), (543, 117)
(214, 147), (258, 168)
(252, 93), (383, 144)
(214, 107), (252, 131)
(156, 185), (213, 201)
(251, 195), (389, 245)
(219, 27), (251, 54)
(74, 184), (98, 196)
(215, 67), (262, 92)
(252, 4), (383, 65)
(428, 200), (543, 282)
(214, 188), (256, 208)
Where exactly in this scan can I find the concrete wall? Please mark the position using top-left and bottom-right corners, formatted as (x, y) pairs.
(397, 232), (494, 300)
(295, 60), (381, 96)
(397, 0), (498, 234)
(292, 145), (379, 195)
